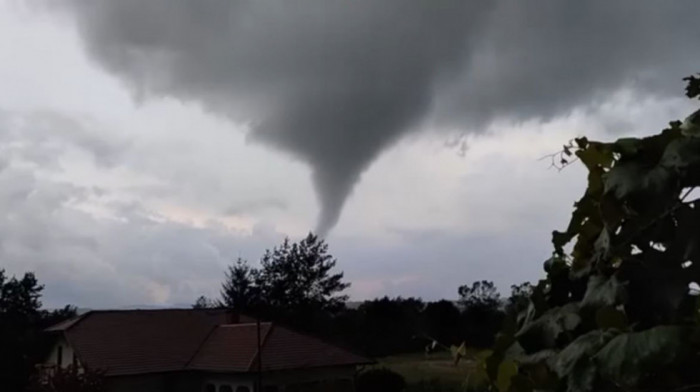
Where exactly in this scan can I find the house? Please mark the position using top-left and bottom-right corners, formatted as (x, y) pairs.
(42, 308), (372, 392)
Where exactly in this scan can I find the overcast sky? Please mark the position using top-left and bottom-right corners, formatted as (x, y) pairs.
(1, 1), (699, 308)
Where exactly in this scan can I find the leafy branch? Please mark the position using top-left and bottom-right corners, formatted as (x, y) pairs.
(473, 75), (700, 392)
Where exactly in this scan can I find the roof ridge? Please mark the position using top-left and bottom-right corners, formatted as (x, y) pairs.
(246, 322), (274, 372)
(269, 323), (372, 363)
(82, 307), (232, 313)
(45, 311), (93, 332)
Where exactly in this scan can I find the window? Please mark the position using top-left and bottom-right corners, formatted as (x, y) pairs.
(204, 384), (216, 392)
(57, 345), (63, 367)
(219, 385), (233, 392)
(235, 387), (250, 392)
(72, 352), (78, 367)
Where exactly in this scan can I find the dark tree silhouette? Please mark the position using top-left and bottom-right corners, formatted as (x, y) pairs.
(220, 258), (257, 311)
(0, 269), (45, 392)
(421, 300), (462, 345)
(0, 270), (77, 392)
(458, 280), (504, 348)
(355, 297), (425, 356)
(191, 295), (217, 309)
(256, 233), (349, 314)
(458, 280), (501, 309)
(506, 281), (533, 315)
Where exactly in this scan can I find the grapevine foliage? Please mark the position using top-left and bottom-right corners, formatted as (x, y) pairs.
(473, 76), (700, 392)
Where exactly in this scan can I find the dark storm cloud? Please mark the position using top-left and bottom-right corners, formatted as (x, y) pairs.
(55, 0), (700, 233)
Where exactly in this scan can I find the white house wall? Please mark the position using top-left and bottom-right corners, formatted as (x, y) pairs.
(45, 336), (79, 369)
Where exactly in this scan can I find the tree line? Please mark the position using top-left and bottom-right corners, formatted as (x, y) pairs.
(0, 234), (531, 390)
(194, 233), (532, 358)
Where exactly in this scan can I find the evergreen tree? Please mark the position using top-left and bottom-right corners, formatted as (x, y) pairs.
(220, 258), (257, 311)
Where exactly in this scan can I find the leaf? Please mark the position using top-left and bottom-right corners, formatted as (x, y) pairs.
(508, 374), (534, 392)
(680, 109), (700, 136)
(548, 330), (619, 379)
(663, 204), (700, 262)
(662, 136), (700, 167)
(604, 163), (671, 199)
(599, 193), (625, 228)
(575, 137), (589, 149)
(496, 360), (518, 392)
(516, 303), (581, 352)
(548, 330), (619, 392)
(576, 143), (613, 170)
(592, 229), (611, 263)
(566, 361), (597, 392)
(661, 135), (700, 187)
(552, 231), (573, 256)
(603, 162), (678, 215)
(580, 275), (625, 309)
(594, 326), (691, 388)
(595, 306), (627, 330)
(465, 362), (490, 391)
(613, 138), (643, 156)
(513, 349), (557, 366)
(527, 362), (558, 391)
(619, 262), (691, 325)
(684, 74), (700, 99)
(486, 330), (518, 380)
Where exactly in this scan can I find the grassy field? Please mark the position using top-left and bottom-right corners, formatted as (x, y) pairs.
(371, 351), (478, 390)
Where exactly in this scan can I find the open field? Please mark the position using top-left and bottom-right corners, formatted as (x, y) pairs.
(371, 351), (478, 390)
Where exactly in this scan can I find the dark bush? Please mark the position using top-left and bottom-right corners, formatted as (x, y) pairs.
(27, 365), (105, 392)
(357, 368), (406, 392)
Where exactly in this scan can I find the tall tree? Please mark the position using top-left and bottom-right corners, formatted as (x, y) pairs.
(458, 280), (501, 309)
(506, 281), (533, 315)
(220, 258), (257, 311)
(356, 297), (425, 356)
(458, 281), (504, 348)
(0, 270), (75, 392)
(256, 233), (350, 313)
(421, 300), (462, 345)
(0, 269), (44, 392)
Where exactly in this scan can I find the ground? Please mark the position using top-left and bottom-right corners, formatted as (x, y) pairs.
(373, 351), (481, 391)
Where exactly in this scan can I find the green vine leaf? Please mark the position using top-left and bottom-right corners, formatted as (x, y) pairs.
(516, 303), (581, 352)
(485, 75), (700, 392)
(580, 275), (625, 309)
(595, 306), (627, 330)
(496, 360), (518, 392)
(594, 326), (691, 388)
(548, 329), (619, 383)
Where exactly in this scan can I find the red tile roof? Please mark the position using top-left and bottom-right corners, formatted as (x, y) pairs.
(188, 323), (272, 372)
(49, 308), (370, 376)
(253, 324), (372, 371)
(60, 308), (237, 376)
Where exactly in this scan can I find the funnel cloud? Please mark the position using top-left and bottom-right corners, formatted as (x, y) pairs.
(55, 0), (700, 234)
